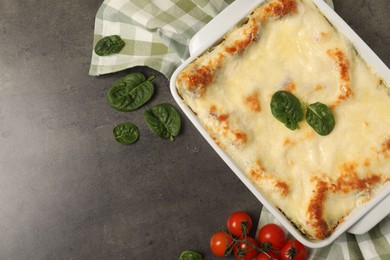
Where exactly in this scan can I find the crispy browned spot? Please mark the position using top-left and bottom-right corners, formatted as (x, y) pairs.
(307, 180), (330, 239)
(364, 159), (371, 167)
(385, 144), (390, 153)
(248, 163), (265, 182)
(305, 131), (315, 140)
(209, 105), (229, 123)
(328, 49), (350, 82)
(284, 82), (296, 92)
(314, 84), (323, 91)
(218, 114), (229, 123)
(327, 48), (353, 108)
(208, 105), (247, 146)
(233, 130), (247, 144)
(244, 91), (261, 112)
(275, 181), (289, 196)
(180, 51), (226, 97)
(249, 170), (261, 182)
(261, 0), (298, 21)
(249, 160), (289, 196)
(284, 138), (296, 146)
(181, 66), (216, 97)
(381, 138), (390, 157)
(209, 105), (217, 113)
(225, 25), (260, 54)
(320, 32), (330, 38)
(211, 136), (222, 148)
(333, 162), (382, 193)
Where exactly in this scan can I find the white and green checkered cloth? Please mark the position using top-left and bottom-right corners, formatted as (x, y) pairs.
(89, 0), (234, 77)
(90, 0), (390, 259)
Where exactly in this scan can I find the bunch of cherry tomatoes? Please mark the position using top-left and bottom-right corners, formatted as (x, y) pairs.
(210, 211), (307, 260)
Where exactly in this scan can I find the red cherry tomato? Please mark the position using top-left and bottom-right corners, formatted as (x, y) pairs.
(280, 240), (307, 260)
(258, 223), (286, 250)
(210, 231), (234, 257)
(233, 236), (259, 260)
(227, 211), (253, 237)
(256, 251), (281, 260)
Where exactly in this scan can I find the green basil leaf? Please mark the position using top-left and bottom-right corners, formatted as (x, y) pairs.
(306, 102), (335, 136)
(113, 122), (140, 144)
(270, 91), (303, 130)
(179, 251), (202, 260)
(94, 35), (125, 56)
(144, 103), (181, 141)
(107, 72), (155, 112)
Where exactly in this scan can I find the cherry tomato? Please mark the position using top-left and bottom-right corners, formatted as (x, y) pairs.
(233, 236), (259, 260)
(256, 251), (281, 260)
(227, 211), (253, 237)
(280, 240), (307, 260)
(210, 231), (234, 257)
(258, 223), (286, 250)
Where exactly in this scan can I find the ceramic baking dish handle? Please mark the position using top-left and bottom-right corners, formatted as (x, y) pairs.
(348, 193), (390, 235)
(189, 0), (263, 56)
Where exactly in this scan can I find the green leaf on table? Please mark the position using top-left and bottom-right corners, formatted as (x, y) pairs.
(113, 122), (140, 144)
(107, 72), (155, 112)
(144, 103), (181, 141)
(179, 250), (202, 260)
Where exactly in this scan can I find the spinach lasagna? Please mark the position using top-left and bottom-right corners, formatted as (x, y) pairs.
(176, 0), (390, 240)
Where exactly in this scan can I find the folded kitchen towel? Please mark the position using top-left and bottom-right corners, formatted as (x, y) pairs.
(90, 0), (390, 259)
(89, 0), (235, 77)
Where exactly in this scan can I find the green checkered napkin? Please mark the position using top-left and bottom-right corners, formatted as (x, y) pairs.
(89, 0), (234, 77)
(90, 0), (389, 259)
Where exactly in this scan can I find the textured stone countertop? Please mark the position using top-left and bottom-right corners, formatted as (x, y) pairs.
(0, 1), (389, 259)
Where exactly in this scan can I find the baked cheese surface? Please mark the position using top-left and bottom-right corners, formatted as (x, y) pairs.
(176, 0), (390, 240)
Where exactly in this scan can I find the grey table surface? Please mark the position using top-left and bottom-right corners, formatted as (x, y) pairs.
(0, 0), (389, 259)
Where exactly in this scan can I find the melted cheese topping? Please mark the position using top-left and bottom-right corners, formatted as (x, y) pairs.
(176, 0), (390, 240)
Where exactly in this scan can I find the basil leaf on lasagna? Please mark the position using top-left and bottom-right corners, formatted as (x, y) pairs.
(306, 102), (335, 136)
(270, 91), (303, 130)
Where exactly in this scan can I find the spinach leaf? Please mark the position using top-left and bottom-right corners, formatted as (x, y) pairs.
(113, 122), (140, 144)
(144, 103), (181, 141)
(270, 91), (303, 130)
(306, 102), (335, 136)
(107, 72), (155, 112)
(179, 251), (202, 260)
(94, 35), (125, 56)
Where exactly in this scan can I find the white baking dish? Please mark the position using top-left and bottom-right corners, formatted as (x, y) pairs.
(170, 0), (390, 248)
